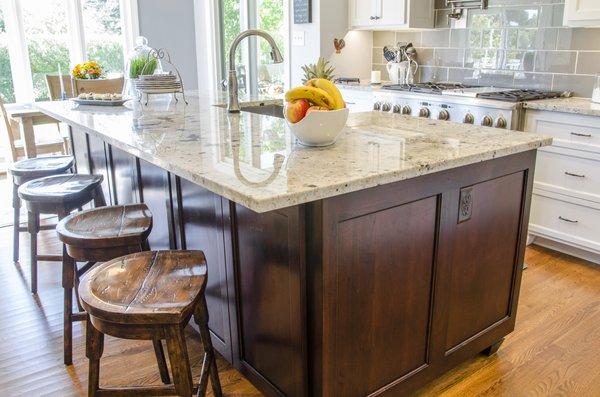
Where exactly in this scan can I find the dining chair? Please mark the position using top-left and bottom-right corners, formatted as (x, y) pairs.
(72, 76), (124, 96)
(0, 98), (66, 163)
(45, 75), (75, 101)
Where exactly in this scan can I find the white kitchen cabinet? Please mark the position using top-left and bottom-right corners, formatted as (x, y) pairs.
(349, 0), (434, 30)
(525, 109), (600, 264)
(564, 0), (600, 27)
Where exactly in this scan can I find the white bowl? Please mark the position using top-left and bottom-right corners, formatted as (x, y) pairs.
(285, 108), (349, 147)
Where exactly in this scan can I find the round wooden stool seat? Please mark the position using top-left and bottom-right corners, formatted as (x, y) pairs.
(56, 204), (153, 262)
(18, 174), (103, 212)
(8, 155), (74, 185)
(80, 250), (208, 326)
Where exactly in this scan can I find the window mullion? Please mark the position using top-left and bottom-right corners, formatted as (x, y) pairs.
(4, 0), (33, 102)
(120, 0), (140, 64)
(246, 0), (258, 96)
(66, 0), (85, 67)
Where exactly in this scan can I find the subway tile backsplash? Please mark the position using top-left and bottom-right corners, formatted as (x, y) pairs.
(372, 0), (600, 97)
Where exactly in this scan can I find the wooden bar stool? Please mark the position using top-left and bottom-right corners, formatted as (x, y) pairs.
(18, 174), (104, 294)
(8, 155), (74, 263)
(56, 204), (157, 367)
(78, 251), (223, 397)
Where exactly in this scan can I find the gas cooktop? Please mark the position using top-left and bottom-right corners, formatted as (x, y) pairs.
(382, 83), (565, 102)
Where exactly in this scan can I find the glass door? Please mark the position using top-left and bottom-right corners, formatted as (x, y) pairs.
(0, 6), (14, 102)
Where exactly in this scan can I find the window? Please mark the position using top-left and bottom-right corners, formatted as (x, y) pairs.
(21, 0), (70, 100)
(0, 6), (14, 102)
(82, 0), (124, 74)
(0, 0), (133, 103)
(218, 0), (287, 96)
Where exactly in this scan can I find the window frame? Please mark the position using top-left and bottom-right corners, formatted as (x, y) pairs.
(1, 0), (138, 103)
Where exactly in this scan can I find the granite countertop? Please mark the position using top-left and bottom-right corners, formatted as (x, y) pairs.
(524, 97), (600, 117)
(336, 81), (387, 92)
(36, 91), (552, 213)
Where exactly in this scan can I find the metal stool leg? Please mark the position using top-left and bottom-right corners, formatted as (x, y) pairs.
(27, 210), (40, 294)
(12, 182), (20, 262)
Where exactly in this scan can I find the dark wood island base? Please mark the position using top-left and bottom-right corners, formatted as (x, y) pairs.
(70, 127), (535, 397)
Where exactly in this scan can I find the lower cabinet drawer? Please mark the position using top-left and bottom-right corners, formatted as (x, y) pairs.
(535, 149), (600, 201)
(526, 114), (600, 152)
(530, 194), (600, 249)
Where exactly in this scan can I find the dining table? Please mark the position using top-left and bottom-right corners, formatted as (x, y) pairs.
(4, 103), (60, 158)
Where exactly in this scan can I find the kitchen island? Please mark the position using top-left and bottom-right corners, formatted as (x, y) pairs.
(37, 92), (551, 397)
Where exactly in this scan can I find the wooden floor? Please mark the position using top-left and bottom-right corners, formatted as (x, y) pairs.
(1, 224), (600, 396)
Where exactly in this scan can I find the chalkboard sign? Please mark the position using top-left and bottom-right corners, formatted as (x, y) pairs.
(294, 0), (312, 24)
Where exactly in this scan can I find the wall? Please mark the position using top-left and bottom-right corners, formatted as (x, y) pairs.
(137, 0), (199, 89)
(290, 0), (372, 85)
(372, 0), (600, 97)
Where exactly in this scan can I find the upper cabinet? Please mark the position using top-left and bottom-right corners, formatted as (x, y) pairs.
(564, 0), (600, 27)
(349, 0), (434, 30)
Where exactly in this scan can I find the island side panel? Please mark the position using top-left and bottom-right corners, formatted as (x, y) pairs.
(314, 151), (537, 397)
(233, 204), (307, 397)
(173, 176), (236, 363)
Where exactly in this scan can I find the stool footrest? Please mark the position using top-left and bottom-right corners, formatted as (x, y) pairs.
(96, 385), (184, 396)
(37, 254), (62, 262)
(72, 312), (87, 322)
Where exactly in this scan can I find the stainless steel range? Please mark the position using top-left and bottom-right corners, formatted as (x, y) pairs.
(373, 83), (565, 130)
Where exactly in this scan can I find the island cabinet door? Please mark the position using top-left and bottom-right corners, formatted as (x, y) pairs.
(69, 127), (91, 175)
(431, 170), (530, 365)
(87, 134), (113, 205)
(172, 176), (236, 363)
(315, 189), (440, 397)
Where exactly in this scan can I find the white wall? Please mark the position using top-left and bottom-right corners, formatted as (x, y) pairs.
(137, 0), (199, 89)
(289, 0), (372, 86)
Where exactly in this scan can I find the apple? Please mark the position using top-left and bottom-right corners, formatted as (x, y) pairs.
(307, 106), (330, 115)
(285, 99), (310, 123)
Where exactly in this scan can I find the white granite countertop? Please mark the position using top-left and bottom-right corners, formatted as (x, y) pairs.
(36, 91), (551, 213)
(524, 97), (600, 117)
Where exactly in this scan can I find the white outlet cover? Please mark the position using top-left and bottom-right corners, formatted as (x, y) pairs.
(292, 30), (305, 46)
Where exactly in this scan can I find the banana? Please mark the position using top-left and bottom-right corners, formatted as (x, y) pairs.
(285, 86), (335, 109)
(306, 78), (345, 110)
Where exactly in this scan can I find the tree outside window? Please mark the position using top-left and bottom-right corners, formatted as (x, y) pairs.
(0, 6), (15, 102)
(83, 0), (124, 75)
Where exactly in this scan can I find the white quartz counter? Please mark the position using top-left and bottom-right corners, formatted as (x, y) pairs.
(36, 91), (552, 213)
(524, 97), (600, 117)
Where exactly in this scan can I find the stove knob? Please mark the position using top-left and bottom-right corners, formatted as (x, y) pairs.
(402, 105), (412, 115)
(495, 117), (507, 129)
(464, 113), (475, 124)
(382, 102), (392, 112)
(373, 102), (382, 111)
(419, 108), (430, 118)
(438, 110), (450, 121)
(482, 115), (494, 127)
(392, 104), (402, 114)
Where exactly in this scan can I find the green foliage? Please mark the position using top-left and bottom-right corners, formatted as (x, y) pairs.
(83, 0), (122, 34)
(87, 40), (124, 74)
(28, 40), (70, 100)
(0, 47), (14, 102)
(129, 56), (157, 79)
(0, 8), (5, 33)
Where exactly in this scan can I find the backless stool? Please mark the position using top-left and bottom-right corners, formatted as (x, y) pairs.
(17, 173), (103, 294)
(8, 155), (74, 265)
(56, 204), (158, 367)
(79, 250), (223, 397)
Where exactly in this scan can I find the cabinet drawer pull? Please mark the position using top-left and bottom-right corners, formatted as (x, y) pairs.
(558, 216), (579, 224)
(565, 171), (586, 178)
(571, 132), (592, 138)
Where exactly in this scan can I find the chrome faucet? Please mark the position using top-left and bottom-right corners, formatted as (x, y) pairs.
(228, 29), (284, 113)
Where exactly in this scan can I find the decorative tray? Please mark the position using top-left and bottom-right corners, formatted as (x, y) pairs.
(72, 98), (129, 106)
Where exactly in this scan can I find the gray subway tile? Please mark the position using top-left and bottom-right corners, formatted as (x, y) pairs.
(502, 50), (535, 71)
(450, 29), (469, 47)
(419, 66), (449, 82)
(552, 74), (595, 97)
(513, 72), (553, 90)
(395, 31), (422, 47)
(503, 6), (539, 27)
(448, 68), (480, 85)
(576, 52), (600, 75)
(372, 48), (384, 64)
(535, 51), (577, 73)
(557, 28), (600, 51)
(373, 31), (396, 47)
(435, 48), (466, 67)
(539, 4), (565, 28)
(416, 48), (435, 67)
(421, 29), (451, 47)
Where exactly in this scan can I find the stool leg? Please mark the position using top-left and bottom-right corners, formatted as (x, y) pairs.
(165, 325), (194, 397)
(86, 317), (104, 397)
(194, 296), (222, 397)
(62, 244), (75, 366)
(152, 339), (171, 384)
(12, 182), (20, 262)
(93, 187), (106, 207)
(27, 211), (39, 294)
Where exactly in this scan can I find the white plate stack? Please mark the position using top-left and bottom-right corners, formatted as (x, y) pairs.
(132, 73), (182, 94)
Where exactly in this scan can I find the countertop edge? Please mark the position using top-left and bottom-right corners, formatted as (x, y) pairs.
(523, 98), (600, 118)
